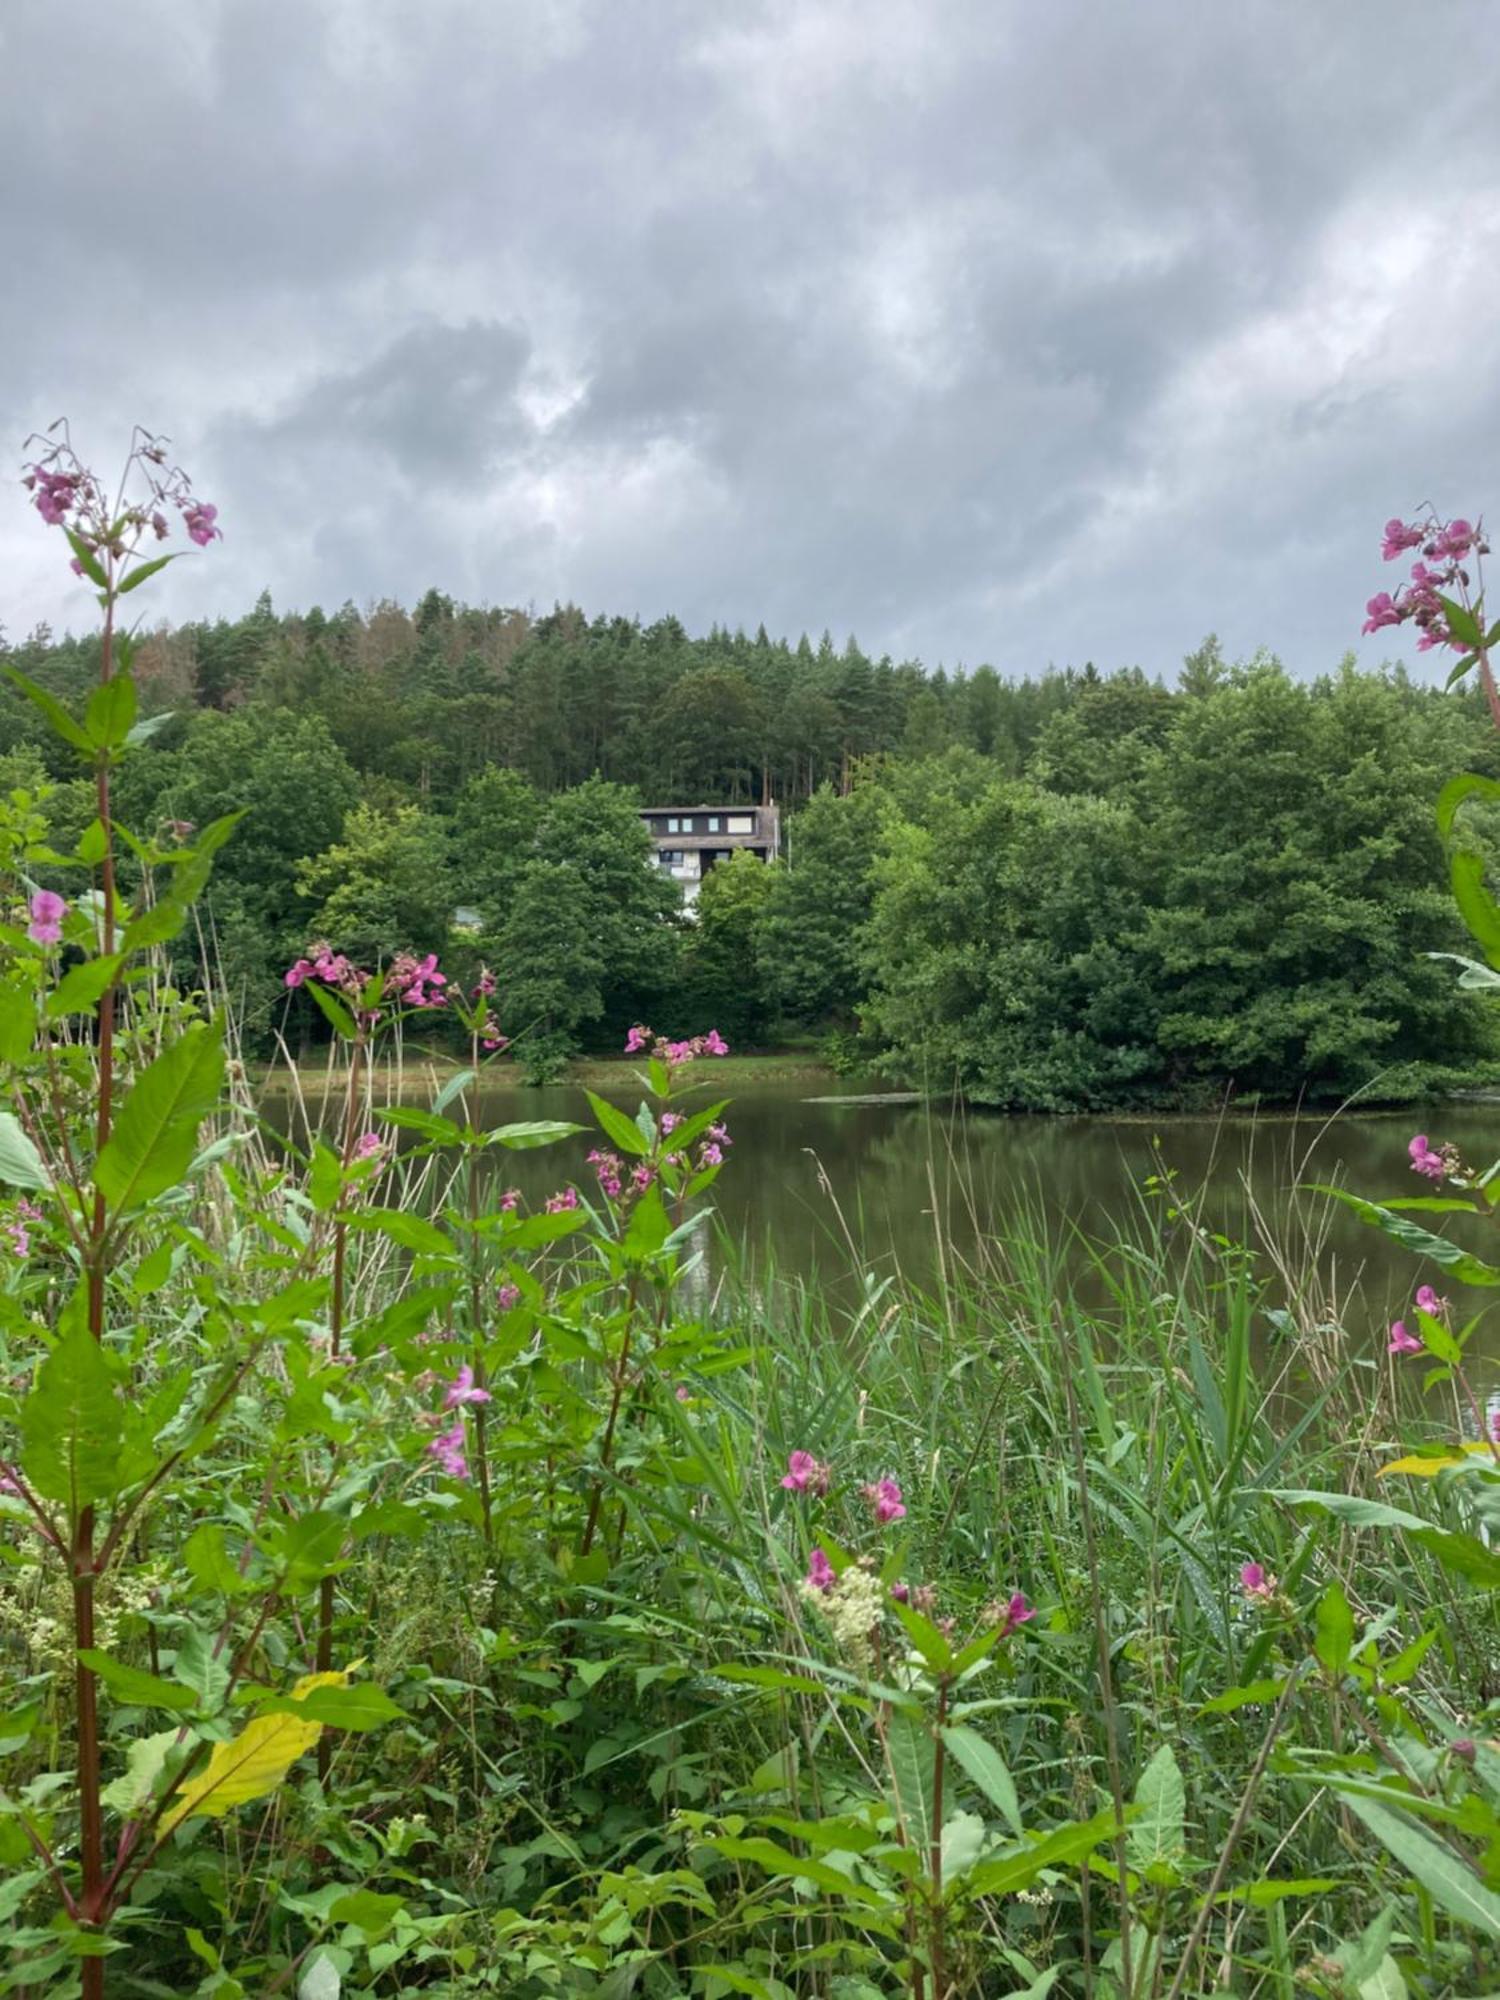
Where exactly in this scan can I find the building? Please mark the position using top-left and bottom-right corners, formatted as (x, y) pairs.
(639, 802), (780, 909)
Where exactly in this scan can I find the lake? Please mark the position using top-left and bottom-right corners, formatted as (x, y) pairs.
(266, 1070), (1500, 1372)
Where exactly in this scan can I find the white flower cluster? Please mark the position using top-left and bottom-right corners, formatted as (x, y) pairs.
(801, 1563), (887, 1670)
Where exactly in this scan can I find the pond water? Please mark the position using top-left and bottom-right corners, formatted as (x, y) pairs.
(266, 1072), (1500, 1371)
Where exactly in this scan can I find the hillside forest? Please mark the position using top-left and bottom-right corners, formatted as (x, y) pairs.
(3, 593), (1497, 1106)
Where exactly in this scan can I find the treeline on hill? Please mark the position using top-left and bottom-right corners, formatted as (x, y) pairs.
(3, 591), (1500, 1107)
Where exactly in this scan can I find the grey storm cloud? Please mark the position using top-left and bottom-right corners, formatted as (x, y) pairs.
(2, 0), (1499, 677)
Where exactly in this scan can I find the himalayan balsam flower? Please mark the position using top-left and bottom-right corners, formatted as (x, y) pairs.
(1415, 1285), (1445, 1317)
(428, 1423), (469, 1479)
(498, 1188), (520, 1212)
(353, 1132), (383, 1161)
(624, 1024), (650, 1053)
(182, 501), (221, 547)
(862, 1477), (906, 1524)
(781, 1450), (830, 1496)
(1388, 1320), (1424, 1356)
(544, 1187), (579, 1213)
(496, 1282), (520, 1311)
(443, 1365), (492, 1409)
(1409, 1134), (1446, 1182)
(805, 1546), (836, 1593)
(1240, 1561), (1277, 1601)
(995, 1591), (1035, 1637)
(27, 890), (66, 945)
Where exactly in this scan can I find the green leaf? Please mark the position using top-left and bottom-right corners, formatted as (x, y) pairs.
(1437, 773), (1500, 843)
(302, 979), (356, 1041)
(74, 818), (108, 865)
(378, 1106), (463, 1144)
(885, 1708), (936, 1850)
(585, 1091), (650, 1156)
(940, 1809), (989, 1885)
(1311, 1186), (1500, 1286)
(307, 1141), (344, 1214)
(94, 1020), (225, 1214)
(45, 954), (122, 1018)
(347, 1207), (453, 1257)
(1338, 1790), (1500, 1939)
(76, 1650), (199, 1712)
(20, 1326), (126, 1510)
(623, 1181), (670, 1259)
(0, 1111), (47, 1189)
(5, 667), (93, 754)
(258, 1682), (404, 1731)
(487, 1119), (585, 1149)
(943, 1724), (1022, 1836)
(1315, 1582), (1355, 1679)
(1199, 1678), (1287, 1714)
(65, 530), (109, 588)
(118, 553), (177, 595)
(964, 1808), (1123, 1898)
(1439, 593), (1485, 651)
(183, 1522), (253, 1597)
(1208, 1877), (1340, 1907)
(1450, 849), (1500, 971)
(0, 979), (36, 1063)
(171, 1629), (231, 1711)
(1127, 1744), (1185, 1873)
(708, 1835), (884, 1907)
(85, 673), (137, 752)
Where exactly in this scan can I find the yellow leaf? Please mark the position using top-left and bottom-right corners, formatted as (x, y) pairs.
(162, 1669), (349, 1833)
(1377, 1444), (1491, 1478)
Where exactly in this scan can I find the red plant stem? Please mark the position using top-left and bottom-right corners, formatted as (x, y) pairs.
(579, 1270), (642, 1557)
(77, 571), (119, 1995)
(317, 1034), (363, 1778)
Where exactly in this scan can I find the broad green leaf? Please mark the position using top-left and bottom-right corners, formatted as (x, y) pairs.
(940, 1808), (988, 1885)
(118, 553), (177, 595)
(256, 1681), (403, 1732)
(1315, 1582), (1355, 1679)
(76, 1650), (199, 1712)
(1311, 1186), (1500, 1285)
(101, 1730), (183, 1814)
(307, 1140), (344, 1214)
(183, 1523), (253, 1597)
(943, 1724), (1022, 1835)
(0, 979), (36, 1062)
(623, 1181), (670, 1258)
(85, 673), (137, 751)
(0, 1111), (46, 1188)
(487, 1119), (584, 1149)
(1450, 849), (1500, 971)
(708, 1835), (884, 1906)
(20, 1326), (125, 1510)
(585, 1091), (650, 1156)
(95, 1021), (225, 1213)
(378, 1106), (463, 1143)
(885, 1708), (935, 1850)
(302, 979), (355, 1040)
(963, 1808), (1123, 1898)
(1208, 1877), (1340, 1907)
(346, 1207), (452, 1257)
(171, 1629), (231, 1711)
(4, 667), (92, 754)
(161, 1667), (353, 1831)
(1439, 593), (1485, 651)
(1200, 1679), (1285, 1715)
(45, 954), (122, 1018)
(1127, 1744), (1185, 1874)
(1339, 1790), (1500, 1939)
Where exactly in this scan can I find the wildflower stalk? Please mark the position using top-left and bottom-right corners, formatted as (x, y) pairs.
(1058, 1310), (1135, 1998)
(317, 1028), (364, 1778)
(927, 1672), (950, 2000)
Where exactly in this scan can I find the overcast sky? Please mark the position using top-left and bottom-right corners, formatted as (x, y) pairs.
(3, 0), (1497, 679)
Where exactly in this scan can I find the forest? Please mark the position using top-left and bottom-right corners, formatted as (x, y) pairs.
(3, 593), (1497, 1105)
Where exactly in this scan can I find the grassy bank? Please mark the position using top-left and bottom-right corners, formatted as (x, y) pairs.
(253, 1046), (845, 1096)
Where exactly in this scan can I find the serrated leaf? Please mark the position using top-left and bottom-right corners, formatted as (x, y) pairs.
(1315, 1582), (1355, 1679)
(486, 1119), (583, 1149)
(171, 1629), (231, 1710)
(346, 1207), (452, 1257)
(118, 553), (176, 596)
(76, 1650), (199, 1712)
(20, 1326), (125, 1510)
(85, 674), (137, 752)
(585, 1091), (650, 1156)
(5, 667), (93, 753)
(45, 954), (122, 1019)
(943, 1725), (1022, 1835)
(95, 1021), (225, 1213)
(1311, 1185), (1500, 1285)
(257, 1681), (403, 1732)
(1128, 1744), (1185, 1873)
(1338, 1791), (1500, 1939)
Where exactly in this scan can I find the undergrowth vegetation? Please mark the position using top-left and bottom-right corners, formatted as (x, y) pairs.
(11, 440), (1500, 1998)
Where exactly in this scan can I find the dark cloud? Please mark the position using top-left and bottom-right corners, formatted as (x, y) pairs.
(2, 0), (1497, 676)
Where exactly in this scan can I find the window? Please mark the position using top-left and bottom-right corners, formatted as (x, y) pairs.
(667, 817), (680, 833)
(660, 849), (683, 865)
(707, 815), (721, 832)
(727, 815), (753, 833)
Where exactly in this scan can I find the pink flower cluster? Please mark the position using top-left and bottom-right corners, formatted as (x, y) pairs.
(1409, 1133), (1450, 1182)
(623, 1024), (730, 1065)
(544, 1187), (579, 1213)
(1362, 512), (1487, 653)
(1389, 1285), (1447, 1356)
(1240, 1561), (1277, 1602)
(284, 943), (449, 1020)
(5, 1201), (40, 1260)
(23, 429), (221, 570)
(588, 1149), (657, 1202)
(425, 1367), (492, 1481)
(27, 890), (66, 946)
(862, 1477), (907, 1524)
(386, 951), (447, 1010)
(781, 1449), (831, 1495)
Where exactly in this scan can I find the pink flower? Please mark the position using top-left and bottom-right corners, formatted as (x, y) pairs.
(805, 1546), (836, 1593)
(496, 1282), (520, 1310)
(708, 1122), (731, 1147)
(1388, 1320), (1423, 1356)
(675, 1382), (691, 1402)
(862, 1477), (906, 1524)
(427, 1422), (469, 1479)
(284, 958), (315, 989)
(1415, 1285), (1445, 1317)
(630, 1163), (656, 1194)
(498, 1188), (520, 1212)
(443, 1365), (492, 1409)
(701, 1029), (729, 1056)
(588, 1148), (624, 1199)
(6, 1220), (28, 1258)
(353, 1131), (383, 1160)
(660, 1112), (681, 1135)
(1240, 1561), (1276, 1602)
(1362, 591), (1403, 635)
(890, 1581), (910, 1603)
(699, 1142), (724, 1168)
(624, 1024), (651, 1054)
(472, 969), (497, 998)
(997, 1591), (1034, 1637)
(27, 890), (66, 945)
(1408, 1134), (1446, 1182)
(1381, 518), (1424, 562)
(781, 1450), (830, 1496)
(182, 501), (221, 547)
(544, 1187), (579, 1213)
(1432, 517), (1475, 562)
